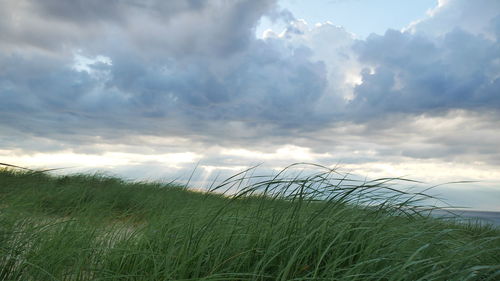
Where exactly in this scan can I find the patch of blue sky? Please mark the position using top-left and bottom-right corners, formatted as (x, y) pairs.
(256, 0), (438, 38)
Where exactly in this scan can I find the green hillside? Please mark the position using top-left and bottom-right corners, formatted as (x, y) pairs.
(1, 166), (499, 280)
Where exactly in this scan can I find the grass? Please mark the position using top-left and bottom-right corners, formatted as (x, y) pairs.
(0, 164), (499, 280)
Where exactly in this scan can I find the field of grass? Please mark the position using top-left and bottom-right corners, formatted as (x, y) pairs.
(1, 164), (499, 280)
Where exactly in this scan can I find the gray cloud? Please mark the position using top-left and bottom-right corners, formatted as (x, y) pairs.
(0, 0), (333, 145)
(0, 0), (276, 57)
(0, 0), (499, 170)
(349, 0), (500, 119)
(350, 25), (500, 119)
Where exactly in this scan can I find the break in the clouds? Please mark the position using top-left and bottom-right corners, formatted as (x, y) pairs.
(1, 0), (499, 209)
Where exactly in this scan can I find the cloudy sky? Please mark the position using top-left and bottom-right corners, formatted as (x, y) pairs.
(1, 0), (499, 210)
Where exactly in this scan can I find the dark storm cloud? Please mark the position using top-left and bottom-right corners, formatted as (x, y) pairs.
(0, 0), (499, 161)
(30, 0), (210, 24)
(0, 0), (275, 57)
(31, 0), (127, 23)
(348, 0), (500, 120)
(349, 25), (500, 119)
(0, 40), (327, 138)
(0, 0), (330, 144)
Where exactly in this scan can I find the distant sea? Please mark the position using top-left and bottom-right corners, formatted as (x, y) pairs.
(428, 209), (500, 227)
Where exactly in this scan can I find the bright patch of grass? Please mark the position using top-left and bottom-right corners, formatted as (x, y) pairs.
(1, 164), (499, 280)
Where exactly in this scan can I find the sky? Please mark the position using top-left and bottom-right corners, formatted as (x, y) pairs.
(257, 0), (437, 38)
(1, 0), (500, 210)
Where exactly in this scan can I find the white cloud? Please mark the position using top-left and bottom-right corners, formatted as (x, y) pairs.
(222, 145), (332, 161)
(406, 0), (500, 39)
(72, 53), (112, 74)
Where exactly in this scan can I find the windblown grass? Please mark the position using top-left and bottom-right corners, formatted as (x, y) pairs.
(1, 164), (499, 280)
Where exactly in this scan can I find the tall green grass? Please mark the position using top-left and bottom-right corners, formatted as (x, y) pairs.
(1, 164), (499, 280)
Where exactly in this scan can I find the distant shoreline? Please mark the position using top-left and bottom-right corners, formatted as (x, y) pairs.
(428, 209), (500, 227)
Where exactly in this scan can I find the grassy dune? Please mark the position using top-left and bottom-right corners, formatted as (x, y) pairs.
(1, 165), (499, 280)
